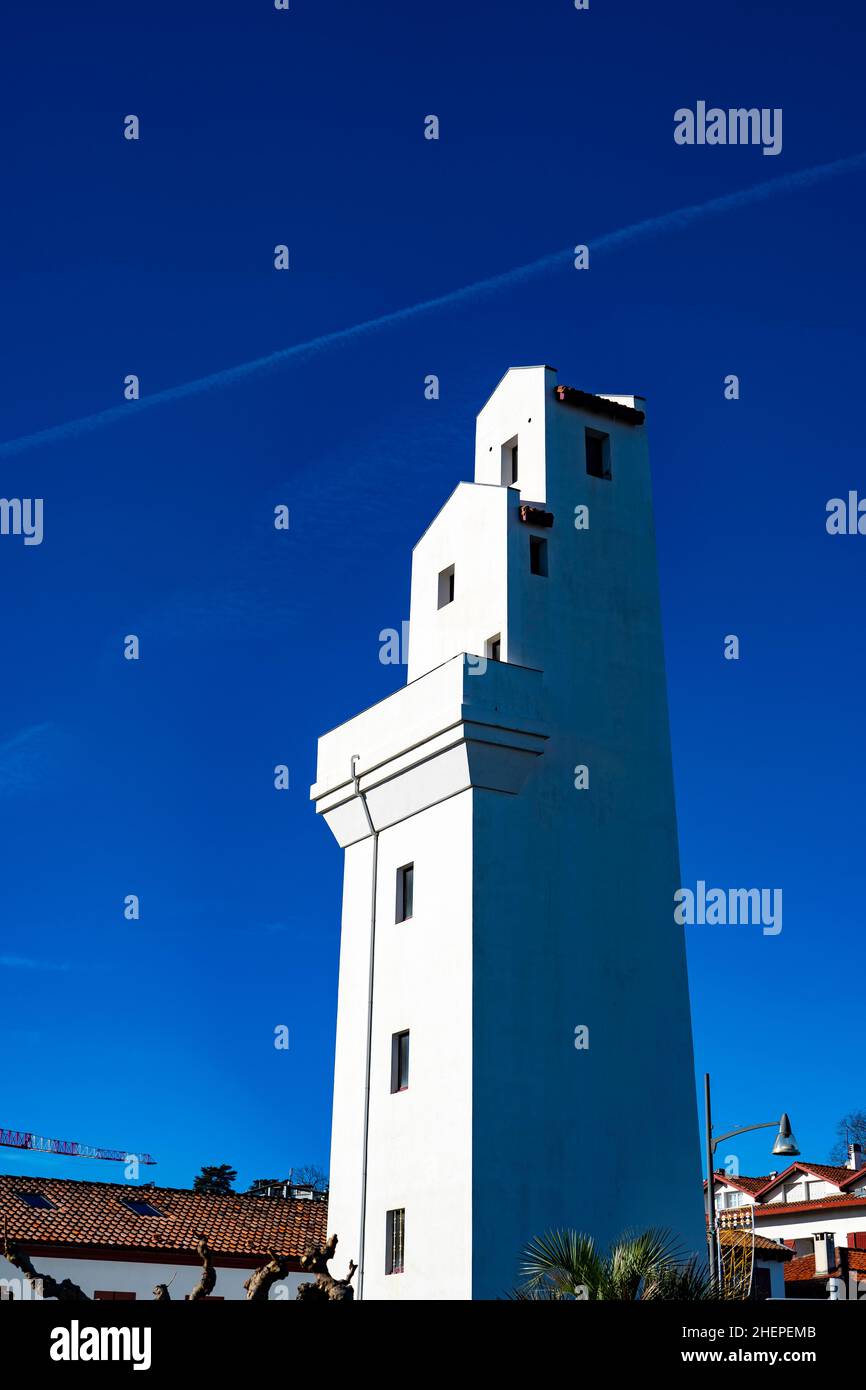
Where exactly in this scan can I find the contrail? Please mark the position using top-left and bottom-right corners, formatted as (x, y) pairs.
(3, 149), (864, 459)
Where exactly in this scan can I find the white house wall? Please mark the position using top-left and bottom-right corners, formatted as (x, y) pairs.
(0, 1252), (303, 1301)
(764, 1177), (839, 1204)
(758, 1210), (866, 1249)
(713, 1181), (866, 1258)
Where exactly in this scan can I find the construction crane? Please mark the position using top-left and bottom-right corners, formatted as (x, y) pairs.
(0, 1128), (155, 1166)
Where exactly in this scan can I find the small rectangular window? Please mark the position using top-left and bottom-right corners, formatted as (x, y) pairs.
(386, 1208), (405, 1274)
(396, 863), (414, 922)
(487, 635), (501, 662)
(437, 565), (455, 608)
(500, 435), (519, 486)
(15, 1192), (55, 1210)
(120, 1198), (163, 1217)
(585, 427), (611, 479)
(529, 535), (548, 577)
(391, 1030), (410, 1092)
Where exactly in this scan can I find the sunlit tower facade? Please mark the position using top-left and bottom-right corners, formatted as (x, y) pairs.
(311, 366), (704, 1300)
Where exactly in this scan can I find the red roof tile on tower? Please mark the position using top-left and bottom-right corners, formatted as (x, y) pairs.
(553, 385), (645, 426)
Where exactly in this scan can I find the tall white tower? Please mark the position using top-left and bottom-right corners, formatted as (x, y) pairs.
(311, 366), (705, 1300)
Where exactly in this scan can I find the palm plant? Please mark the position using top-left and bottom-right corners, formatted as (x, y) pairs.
(515, 1227), (738, 1301)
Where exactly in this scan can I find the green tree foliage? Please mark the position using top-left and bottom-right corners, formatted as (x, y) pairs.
(192, 1164), (238, 1195)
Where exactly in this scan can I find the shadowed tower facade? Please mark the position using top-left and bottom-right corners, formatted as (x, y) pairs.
(311, 365), (705, 1300)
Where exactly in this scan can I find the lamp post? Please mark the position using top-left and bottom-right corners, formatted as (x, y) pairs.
(704, 1073), (799, 1286)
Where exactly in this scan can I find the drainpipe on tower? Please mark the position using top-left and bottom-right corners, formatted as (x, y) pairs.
(352, 753), (378, 1301)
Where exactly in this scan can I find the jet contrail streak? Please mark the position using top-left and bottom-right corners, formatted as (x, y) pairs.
(3, 149), (865, 459)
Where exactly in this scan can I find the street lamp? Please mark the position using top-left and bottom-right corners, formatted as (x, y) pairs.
(772, 1113), (799, 1158)
(704, 1073), (799, 1285)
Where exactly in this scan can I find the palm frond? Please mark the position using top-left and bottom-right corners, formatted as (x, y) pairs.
(514, 1226), (735, 1302)
(519, 1229), (605, 1299)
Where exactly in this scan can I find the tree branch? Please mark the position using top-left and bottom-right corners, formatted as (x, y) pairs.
(3, 1221), (90, 1301)
(296, 1233), (356, 1301)
(244, 1250), (290, 1300)
(186, 1238), (216, 1301)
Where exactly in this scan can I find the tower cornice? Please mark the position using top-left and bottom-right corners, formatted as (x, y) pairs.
(310, 654), (548, 847)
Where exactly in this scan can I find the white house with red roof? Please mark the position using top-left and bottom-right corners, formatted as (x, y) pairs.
(708, 1143), (866, 1298)
(0, 1173), (329, 1301)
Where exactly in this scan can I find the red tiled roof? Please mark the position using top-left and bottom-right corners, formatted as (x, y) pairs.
(733, 1175), (776, 1195)
(0, 1173), (328, 1262)
(718, 1228), (793, 1261)
(796, 1164), (858, 1185)
(553, 384), (645, 426)
(709, 1163), (866, 1206)
(708, 1171), (775, 1197)
(753, 1162), (857, 1199)
(785, 1249), (866, 1284)
(754, 1194), (866, 1218)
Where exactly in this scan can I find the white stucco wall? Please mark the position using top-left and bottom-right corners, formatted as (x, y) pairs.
(326, 793), (474, 1300)
(715, 1185), (752, 1210)
(473, 365), (551, 504)
(764, 1176), (839, 1204)
(0, 1252), (303, 1301)
(408, 482), (509, 682)
(468, 369), (704, 1295)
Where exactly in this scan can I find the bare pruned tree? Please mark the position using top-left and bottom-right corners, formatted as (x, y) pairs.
(290, 1165), (329, 1193)
(296, 1234), (356, 1301)
(244, 1251), (291, 1300)
(186, 1239), (216, 1300)
(152, 1239), (214, 1300)
(829, 1110), (866, 1164)
(3, 1221), (90, 1301)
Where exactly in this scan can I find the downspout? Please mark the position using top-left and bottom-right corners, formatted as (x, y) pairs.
(352, 753), (377, 1301)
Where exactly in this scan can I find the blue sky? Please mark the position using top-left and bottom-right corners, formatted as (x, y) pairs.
(1, 0), (864, 1193)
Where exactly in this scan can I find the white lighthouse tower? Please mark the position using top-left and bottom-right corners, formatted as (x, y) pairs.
(311, 365), (705, 1300)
